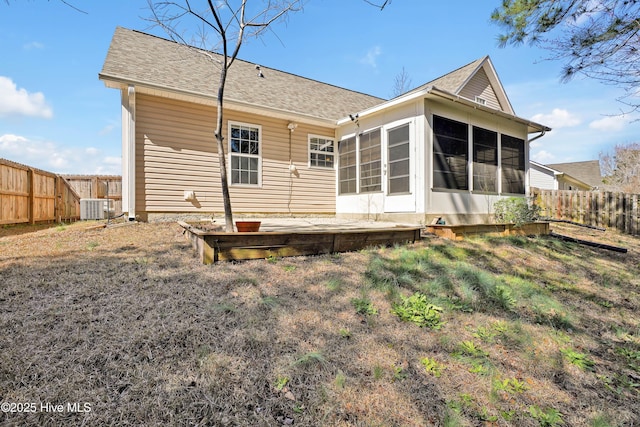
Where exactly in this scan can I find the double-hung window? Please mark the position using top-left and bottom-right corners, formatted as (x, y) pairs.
(472, 126), (498, 192)
(229, 122), (260, 186)
(433, 115), (468, 190)
(309, 136), (335, 168)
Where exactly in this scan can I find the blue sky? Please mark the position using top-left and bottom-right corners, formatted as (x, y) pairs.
(1, 0), (638, 175)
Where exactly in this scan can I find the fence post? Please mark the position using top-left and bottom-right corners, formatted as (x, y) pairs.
(28, 168), (35, 225)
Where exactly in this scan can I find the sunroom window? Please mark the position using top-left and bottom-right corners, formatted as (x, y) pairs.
(433, 115), (468, 190)
(501, 134), (525, 194)
(338, 136), (357, 194)
(473, 126), (498, 192)
(359, 129), (382, 193)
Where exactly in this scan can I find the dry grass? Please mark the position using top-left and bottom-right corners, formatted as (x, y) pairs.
(0, 220), (638, 426)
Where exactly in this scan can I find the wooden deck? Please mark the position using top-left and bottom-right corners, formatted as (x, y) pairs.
(425, 222), (550, 241)
(178, 221), (423, 264)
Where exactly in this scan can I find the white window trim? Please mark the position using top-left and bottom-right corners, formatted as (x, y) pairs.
(308, 134), (336, 169)
(228, 121), (262, 187)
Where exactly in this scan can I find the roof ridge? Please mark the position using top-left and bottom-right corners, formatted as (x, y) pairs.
(122, 27), (385, 103)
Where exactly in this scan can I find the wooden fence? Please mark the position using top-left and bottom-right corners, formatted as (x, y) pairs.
(62, 175), (122, 216)
(0, 158), (81, 225)
(532, 188), (640, 235)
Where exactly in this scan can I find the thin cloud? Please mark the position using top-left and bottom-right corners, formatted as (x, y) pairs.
(531, 150), (556, 163)
(0, 133), (120, 174)
(531, 108), (581, 129)
(360, 46), (382, 68)
(589, 115), (627, 132)
(23, 41), (44, 50)
(0, 76), (53, 119)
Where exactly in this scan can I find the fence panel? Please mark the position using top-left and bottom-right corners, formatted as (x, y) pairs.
(532, 187), (640, 235)
(0, 159), (81, 225)
(62, 175), (122, 216)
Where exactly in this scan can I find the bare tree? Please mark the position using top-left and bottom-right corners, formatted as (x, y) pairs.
(492, 1), (640, 111)
(147, 0), (302, 231)
(3, 0), (86, 13)
(391, 66), (412, 97)
(600, 142), (640, 193)
(363, 0), (392, 10)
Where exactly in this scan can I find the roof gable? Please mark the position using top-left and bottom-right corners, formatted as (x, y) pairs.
(403, 56), (515, 115)
(545, 160), (603, 188)
(99, 27), (384, 123)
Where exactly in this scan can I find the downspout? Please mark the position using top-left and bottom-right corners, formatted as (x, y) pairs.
(125, 85), (136, 221)
(526, 129), (546, 197)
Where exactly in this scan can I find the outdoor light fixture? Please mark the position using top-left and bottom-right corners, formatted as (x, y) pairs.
(287, 122), (298, 132)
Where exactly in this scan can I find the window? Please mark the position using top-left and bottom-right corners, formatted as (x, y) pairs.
(433, 115), (468, 190)
(359, 129), (382, 193)
(229, 123), (260, 185)
(501, 134), (525, 194)
(473, 126), (498, 192)
(338, 136), (357, 194)
(388, 124), (411, 194)
(309, 136), (335, 168)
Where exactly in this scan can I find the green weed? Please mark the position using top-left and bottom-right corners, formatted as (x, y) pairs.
(274, 376), (289, 391)
(351, 296), (378, 316)
(334, 370), (346, 388)
(420, 356), (445, 377)
(561, 348), (595, 371)
(391, 292), (443, 329)
(528, 405), (564, 426)
(494, 377), (528, 394)
(293, 351), (326, 367)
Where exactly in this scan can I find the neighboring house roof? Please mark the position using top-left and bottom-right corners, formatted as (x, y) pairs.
(99, 27), (384, 124)
(545, 160), (604, 189)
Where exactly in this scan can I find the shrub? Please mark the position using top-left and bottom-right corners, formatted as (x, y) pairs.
(493, 196), (540, 226)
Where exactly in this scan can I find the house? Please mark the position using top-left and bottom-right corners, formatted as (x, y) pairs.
(99, 27), (550, 224)
(530, 161), (595, 191)
(545, 160), (604, 190)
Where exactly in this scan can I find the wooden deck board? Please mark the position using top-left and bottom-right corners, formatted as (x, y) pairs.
(178, 221), (422, 264)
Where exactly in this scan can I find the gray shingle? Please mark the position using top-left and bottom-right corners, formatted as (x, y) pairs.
(100, 27), (385, 121)
(546, 160), (604, 188)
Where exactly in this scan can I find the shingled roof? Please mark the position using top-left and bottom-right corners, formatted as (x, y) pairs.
(546, 160), (604, 188)
(99, 27), (385, 123)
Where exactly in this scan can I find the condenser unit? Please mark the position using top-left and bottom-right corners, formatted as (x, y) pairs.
(80, 199), (107, 220)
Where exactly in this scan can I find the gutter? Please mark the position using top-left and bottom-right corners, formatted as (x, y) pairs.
(98, 73), (337, 128)
(337, 85), (551, 135)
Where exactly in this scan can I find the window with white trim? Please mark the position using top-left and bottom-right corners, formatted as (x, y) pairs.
(338, 136), (357, 194)
(229, 122), (261, 185)
(309, 136), (335, 168)
(359, 128), (382, 193)
(387, 124), (411, 194)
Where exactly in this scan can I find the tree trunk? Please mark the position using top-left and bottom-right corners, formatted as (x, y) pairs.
(215, 64), (234, 232)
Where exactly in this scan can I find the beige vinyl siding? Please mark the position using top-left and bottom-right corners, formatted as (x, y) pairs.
(135, 93), (336, 215)
(458, 69), (502, 111)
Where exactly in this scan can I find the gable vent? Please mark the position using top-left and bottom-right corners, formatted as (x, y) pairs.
(475, 96), (487, 105)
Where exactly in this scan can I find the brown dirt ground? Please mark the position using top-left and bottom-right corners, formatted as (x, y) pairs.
(0, 220), (638, 426)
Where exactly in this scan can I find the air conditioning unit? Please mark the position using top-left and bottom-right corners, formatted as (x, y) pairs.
(80, 199), (107, 220)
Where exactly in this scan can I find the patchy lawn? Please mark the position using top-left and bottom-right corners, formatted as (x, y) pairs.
(0, 221), (638, 426)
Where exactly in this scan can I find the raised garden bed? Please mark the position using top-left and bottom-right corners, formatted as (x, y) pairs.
(179, 221), (423, 264)
(426, 222), (550, 241)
